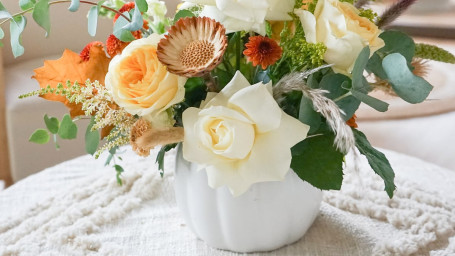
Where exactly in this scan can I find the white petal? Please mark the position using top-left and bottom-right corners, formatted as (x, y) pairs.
(205, 71), (251, 107)
(294, 9), (317, 44)
(199, 106), (253, 124)
(265, 0), (293, 20)
(184, 0), (216, 5)
(228, 82), (282, 133)
(276, 111), (310, 148)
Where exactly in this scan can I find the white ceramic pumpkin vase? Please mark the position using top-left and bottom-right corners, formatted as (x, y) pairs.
(174, 146), (323, 253)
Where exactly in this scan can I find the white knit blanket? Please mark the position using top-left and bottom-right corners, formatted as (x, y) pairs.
(0, 148), (454, 256)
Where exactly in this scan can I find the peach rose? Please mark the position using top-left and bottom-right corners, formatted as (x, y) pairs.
(105, 34), (187, 128)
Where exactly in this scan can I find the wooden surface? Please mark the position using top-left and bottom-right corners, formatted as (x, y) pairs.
(0, 49), (12, 187)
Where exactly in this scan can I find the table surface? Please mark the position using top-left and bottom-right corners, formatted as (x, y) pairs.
(0, 147), (455, 256)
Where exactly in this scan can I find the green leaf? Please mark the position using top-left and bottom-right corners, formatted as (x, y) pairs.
(10, 15), (27, 58)
(122, 4), (143, 32)
(58, 114), (78, 139)
(378, 30), (415, 63)
(113, 12), (136, 42)
(156, 144), (177, 176)
(265, 21), (272, 37)
(32, 0), (50, 37)
(352, 46), (370, 93)
(0, 2), (13, 20)
(20, 0), (36, 10)
(298, 96), (321, 134)
(382, 53), (433, 104)
(87, 5), (98, 36)
(114, 164), (124, 185)
(44, 114), (59, 134)
(68, 0), (79, 12)
(29, 129), (50, 144)
(0, 27), (4, 47)
(85, 116), (100, 155)
(135, 0), (147, 13)
(353, 129), (396, 198)
(415, 43), (455, 64)
(173, 9), (195, 23)
(291, 133), (344, 190)
(351, 90), (388, 112)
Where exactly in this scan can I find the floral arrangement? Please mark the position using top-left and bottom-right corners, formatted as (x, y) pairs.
(1, 0), (454, 197)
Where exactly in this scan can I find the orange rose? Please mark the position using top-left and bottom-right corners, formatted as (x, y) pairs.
(105, 34), (187, 128)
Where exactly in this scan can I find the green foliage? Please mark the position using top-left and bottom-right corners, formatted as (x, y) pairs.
(156, 144), (177, 177)
(58, 114), (78, 139)
(29, 129), (50, 144)
(85, 116), (100, 155)
(353, 129), (395, 198)
(0, 28), (3, 47)
(298, 96), (321, 133)
(358, 9), (377, 22)
(291, 132), (344, 190)
(135, 0), (148, 13)
(173, 9), (195, 23)
(87, 5), (99, 36)
(122, 4), (143, 32)
(114, 164), (124, 185)
(10, 15), (27, 58)
(279, 91), (303, 119)
(415, 43), (455, 64)
(33, 0), (51, 37)
(0, 2), (12, 20)
(44, 114), (59, 134)
(351, 47), (388, 112)
(113, 12), (136, 42)
(20, 0), (36, 11)
(382, 53), (433, 104)
(68, 0), (79, 12)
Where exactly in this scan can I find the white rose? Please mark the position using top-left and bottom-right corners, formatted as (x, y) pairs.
(183, 0), (294, 35)
(182, 71), (310, 196)
(105, 34), (187, 128)
(295, 0), (385, 74)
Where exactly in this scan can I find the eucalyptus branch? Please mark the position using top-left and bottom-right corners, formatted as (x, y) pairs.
(334, 91), (353, 102)
(0, 0), (130, 26)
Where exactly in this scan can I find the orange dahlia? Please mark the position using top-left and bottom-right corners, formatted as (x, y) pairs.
(346, 114), (358, 129)
(243, 36), (282, 70)
(80, 41), (104, 61)
(106, 34), (129, 57)
(157, 17), (227, 77)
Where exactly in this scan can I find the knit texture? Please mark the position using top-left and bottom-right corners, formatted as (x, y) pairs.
(0, 148), (454, 255)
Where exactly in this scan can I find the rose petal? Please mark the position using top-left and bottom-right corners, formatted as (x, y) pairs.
(199, 106), (253, 124)
(228, 82), (281, 133)
(205, 71), (251, 107)
(295, 9), (317, 44)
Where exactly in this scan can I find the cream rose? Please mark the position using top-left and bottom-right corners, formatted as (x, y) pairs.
(182, 71), (310, 196)
(105, 34), (187, 128)
(183, 0), (294, 35)
(295, 0), (385, 74)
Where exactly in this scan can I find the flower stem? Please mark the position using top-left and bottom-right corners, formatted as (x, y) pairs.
(334, 91), (352, 102)
(0, 0), (130, 26)
(235, 32), (242, 70)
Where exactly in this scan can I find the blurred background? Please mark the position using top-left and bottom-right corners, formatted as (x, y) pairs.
(0, 0), (454, 189)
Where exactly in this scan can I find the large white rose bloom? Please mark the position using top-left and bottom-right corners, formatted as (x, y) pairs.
(182, 71), (310, 196)
(295, 0), (385, 74)
(182, 0), (294, 35)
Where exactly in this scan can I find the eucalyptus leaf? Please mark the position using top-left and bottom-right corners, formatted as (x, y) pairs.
(58, 114), (78, 140)
(351, 90), (388, 112)
(352, 47), (370, 92)
(135, 0), (148, 13)
(87, 5), (98, 36)
(0, 27), (4, 47)
(32, 0), (50, 37)
(319, 74), (360, 120)
(68, 0), (79, 12)
(44, 114), (59, 134)
(291, 133), (344, 190)
(382, 53), (433, 104)
(122, 4), (143, 32)
(377, 30), (415, 63)
(0, 2), (13, 21)
(298, 96), (321, 134)
(29, 129), (50, 144)
(20, 0), (36, 10)
(353, 129), (395, 198)
(174, 9), (195, 23)
(10, 15), (27, 58)
(113, 12), (136, 42)
(85, 116), (100, 155)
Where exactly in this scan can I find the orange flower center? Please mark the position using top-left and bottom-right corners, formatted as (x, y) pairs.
(179, 40), (215, 68)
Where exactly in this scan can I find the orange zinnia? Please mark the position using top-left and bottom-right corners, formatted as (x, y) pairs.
(346, 114), (358, 129)
(80, 41), (104, 61)
(243, 36), (282, 70)
(106, 34), (129, 57)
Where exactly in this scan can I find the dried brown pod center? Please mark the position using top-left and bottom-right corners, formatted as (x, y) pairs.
(179, 40), (215, 68)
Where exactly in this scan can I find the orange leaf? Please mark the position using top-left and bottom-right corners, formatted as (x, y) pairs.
(32, 44), (111, 118)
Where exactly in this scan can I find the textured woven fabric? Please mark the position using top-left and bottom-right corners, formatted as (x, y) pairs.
(0, 148), (454, 255)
